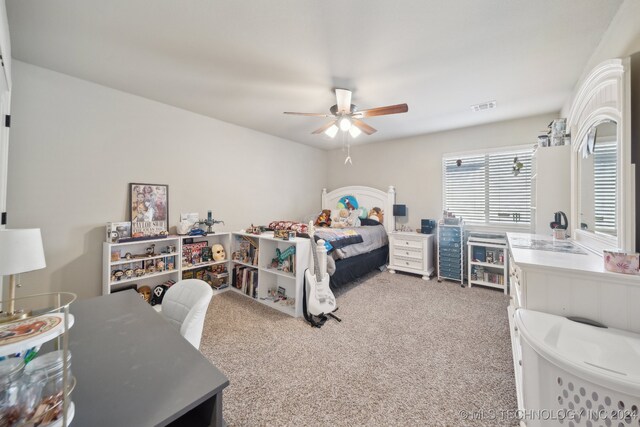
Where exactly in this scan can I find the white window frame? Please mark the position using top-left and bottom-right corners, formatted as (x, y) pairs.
(442, 144), (534, 231)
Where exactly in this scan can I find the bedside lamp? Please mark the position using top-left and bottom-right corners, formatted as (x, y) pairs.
(393, 204), (407, 232)
(0, 229), (46, 323)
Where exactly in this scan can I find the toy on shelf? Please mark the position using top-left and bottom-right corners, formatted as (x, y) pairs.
(269, 246), (296, 274)
(195, 211), (225, 235)
(245, 224), (262, 235)
(212, 244), (226, 261)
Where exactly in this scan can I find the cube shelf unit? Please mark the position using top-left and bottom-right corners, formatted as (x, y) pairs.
(229, 232), (310, 317)
(467, 234), (508, 294)
(180, 233), (231, 292)
(437, 222), (464, 285)
(103, 232), (310, 317)
(103, 236), (182, 296)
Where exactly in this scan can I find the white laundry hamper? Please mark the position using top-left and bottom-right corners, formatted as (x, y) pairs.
(515, 309), (640, 427)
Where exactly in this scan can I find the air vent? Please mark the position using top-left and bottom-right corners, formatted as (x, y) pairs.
(470, 100), (497, 112)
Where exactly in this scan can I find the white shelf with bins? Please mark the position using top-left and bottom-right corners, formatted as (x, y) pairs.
(229, 232), (309, 317)
(467, 237), (508, 294)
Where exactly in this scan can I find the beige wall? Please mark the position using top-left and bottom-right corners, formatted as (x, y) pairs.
(326, 113), (558, 230)
(7, 61), (327, 299)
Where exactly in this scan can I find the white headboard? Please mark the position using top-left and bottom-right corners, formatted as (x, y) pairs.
(321, 185), (396, 233)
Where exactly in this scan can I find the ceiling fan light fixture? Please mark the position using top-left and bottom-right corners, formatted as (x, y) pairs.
(349, 126), (362, 138)
(339, 117), (351, 132)
(324, 124), (339, 138)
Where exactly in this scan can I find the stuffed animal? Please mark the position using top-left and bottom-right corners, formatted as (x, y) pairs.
(331, 209), (350, 228)
(314, 209), (332, 227)
(369, 207), (384, 223)
(332, 209), (360, 228)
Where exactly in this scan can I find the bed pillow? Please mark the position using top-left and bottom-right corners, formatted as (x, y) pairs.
(360, 217), (381, 226)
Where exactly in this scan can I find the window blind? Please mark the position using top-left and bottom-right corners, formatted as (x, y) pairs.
(593, 141), (617, 233)
(442, 155), (486, 223)
(443, 147), (532, 226)
(488, 150), (532, 224)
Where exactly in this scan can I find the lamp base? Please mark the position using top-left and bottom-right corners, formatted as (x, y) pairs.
(0, 309), (31, 324)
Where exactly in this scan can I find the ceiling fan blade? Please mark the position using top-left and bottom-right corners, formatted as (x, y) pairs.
(335, 89), (352, 114)
(312, 120), (338, 134)
(352, 119), (377, 135)
(283, 112), (333, 118)
(353, 103), (408, 118)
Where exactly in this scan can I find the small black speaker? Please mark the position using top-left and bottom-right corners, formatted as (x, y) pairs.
(421, 219), (435, 234)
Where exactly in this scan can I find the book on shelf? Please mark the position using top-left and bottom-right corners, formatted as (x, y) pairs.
(232, 264), (258, 297)
(472, 246), (486, 263)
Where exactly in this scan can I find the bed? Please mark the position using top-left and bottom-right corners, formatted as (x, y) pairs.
(320, 185), (395, 288)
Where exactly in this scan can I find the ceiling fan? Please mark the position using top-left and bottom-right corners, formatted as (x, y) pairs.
(284, 89), (408, 138)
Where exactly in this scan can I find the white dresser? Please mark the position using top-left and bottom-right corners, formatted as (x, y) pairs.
(506, 232), (640, 412)
(507, 232), (640, 332)
(387, 232), (434, 280)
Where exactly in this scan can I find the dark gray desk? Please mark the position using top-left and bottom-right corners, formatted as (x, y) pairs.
(68, 290), (229, 427)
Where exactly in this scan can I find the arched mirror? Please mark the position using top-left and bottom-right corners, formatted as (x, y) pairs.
(568, 58), (635, 254)
(578, 120), (617, 238)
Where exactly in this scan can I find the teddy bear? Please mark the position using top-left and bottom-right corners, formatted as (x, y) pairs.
(369, 207), (384, 223)
(314, 209), (332, 227)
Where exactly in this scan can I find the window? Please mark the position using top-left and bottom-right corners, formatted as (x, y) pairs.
(442, 147), (532, 226)
(593, 140), (617, 234)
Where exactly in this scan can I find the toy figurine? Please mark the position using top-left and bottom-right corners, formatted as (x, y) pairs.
(134, 268), (145, 277)
(124, 268), (134, 279)
(156, 260), (165, 271)
(112, 270), (124, 281)
(138, 286), (152, 303)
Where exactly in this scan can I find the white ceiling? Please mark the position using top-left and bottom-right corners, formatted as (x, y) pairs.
(6, 0), (623, 149)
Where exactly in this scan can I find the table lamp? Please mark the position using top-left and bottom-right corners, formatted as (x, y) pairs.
(0, 229), (46, 323)
(393, 204), (407, 232)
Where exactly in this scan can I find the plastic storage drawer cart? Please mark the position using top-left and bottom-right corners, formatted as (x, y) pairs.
(437, 222), (464, 285)
(515, 309), (640, 427)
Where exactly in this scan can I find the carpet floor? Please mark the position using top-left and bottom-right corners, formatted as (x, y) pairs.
(200, 271), (517, 426)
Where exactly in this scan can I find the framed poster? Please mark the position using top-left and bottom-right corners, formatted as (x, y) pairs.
(129, 183), (169, 238)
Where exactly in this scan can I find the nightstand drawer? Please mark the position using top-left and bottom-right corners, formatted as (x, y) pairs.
(394, 238), (422, 249)
(392, 247), (422, 260)
(394, 256), (423, 270)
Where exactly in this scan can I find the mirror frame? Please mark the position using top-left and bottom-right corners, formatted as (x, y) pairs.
(568, 58), (636, 253)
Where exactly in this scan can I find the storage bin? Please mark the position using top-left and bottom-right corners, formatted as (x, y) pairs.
(516, 309), (640, 426)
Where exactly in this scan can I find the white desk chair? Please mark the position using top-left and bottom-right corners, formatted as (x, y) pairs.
(161, 279), (213, 349)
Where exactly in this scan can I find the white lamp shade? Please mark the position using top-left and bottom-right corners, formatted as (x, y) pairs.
(339, 117), (351, 131)
(0, 229), (46, 275)
(324, 124), (339, 138)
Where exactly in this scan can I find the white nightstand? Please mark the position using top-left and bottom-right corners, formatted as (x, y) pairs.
(388, 232), (434, 280)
